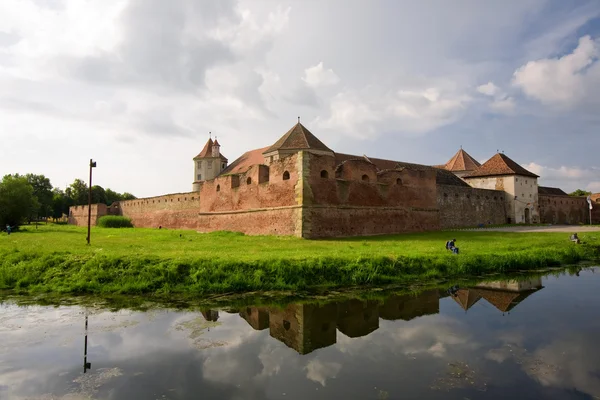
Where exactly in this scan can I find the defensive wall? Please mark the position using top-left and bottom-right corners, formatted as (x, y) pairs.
(70, 151), (441, 238)
(68, 204), (108, 226)
(437, 185), (507, 228)
(591, 193), (600, 224)
(538, 194), (589, 225)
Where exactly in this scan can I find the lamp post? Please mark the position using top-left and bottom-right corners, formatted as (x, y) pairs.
(86, 159), (97, 245)
(83, 311), (91, 373)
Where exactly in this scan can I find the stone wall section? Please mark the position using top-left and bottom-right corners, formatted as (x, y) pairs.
(437, 185), (507, 228)
(68, 204), (108, 226)
(592, 194), (600, 224)
(302, 153), (439, 238)
(539, 194), (590, 224)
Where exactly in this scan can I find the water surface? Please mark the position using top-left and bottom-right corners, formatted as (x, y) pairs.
(1, 268), (599, 399)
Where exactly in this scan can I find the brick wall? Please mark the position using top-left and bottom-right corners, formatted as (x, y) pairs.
(302, 152), (439, 237)
(538, 194), (589, 224)
(591, 194), (600, 224)
(437, 185), (507, 228)
(68, 204), (107, 226)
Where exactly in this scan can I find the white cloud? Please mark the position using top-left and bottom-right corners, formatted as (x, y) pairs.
(477, 82), (500, 96)
(586, 182), (600, 193)
(304, 359), (341, 387)
(302, 62), (340, 88)
(522, 162), (600, 192)
(513, 35), (600, 107)
(316, 85), (470, 139)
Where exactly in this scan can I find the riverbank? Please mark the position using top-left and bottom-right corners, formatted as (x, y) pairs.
(0, 225), (598, 296)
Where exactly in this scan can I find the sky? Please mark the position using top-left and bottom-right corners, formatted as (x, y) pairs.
(1, 0), (599, 198)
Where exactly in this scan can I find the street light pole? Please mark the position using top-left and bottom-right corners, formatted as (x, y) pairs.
(86, 159), (97, 245)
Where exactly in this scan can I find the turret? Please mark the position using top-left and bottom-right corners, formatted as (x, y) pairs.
(192, 134), (228, 191)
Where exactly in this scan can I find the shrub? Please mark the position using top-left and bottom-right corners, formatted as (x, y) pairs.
(97, 216), (133, 228)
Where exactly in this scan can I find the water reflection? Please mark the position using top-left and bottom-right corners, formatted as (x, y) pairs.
(229, 278), (544, 355)
(1, 270), (599, 400)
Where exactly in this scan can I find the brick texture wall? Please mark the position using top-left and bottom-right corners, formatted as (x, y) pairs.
(301, 153), (439, 238)
(68, 204), (108, 226)
(538, 195), (589, 224)
(437, 185), (507, 228)
(592, 194), (600, 224)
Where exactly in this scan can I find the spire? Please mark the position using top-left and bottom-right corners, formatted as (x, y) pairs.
(263, 122), (333, 155)
(443, 148), (481, 172)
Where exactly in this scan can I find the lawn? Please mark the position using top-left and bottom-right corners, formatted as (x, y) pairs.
(0, 224), (598, 296)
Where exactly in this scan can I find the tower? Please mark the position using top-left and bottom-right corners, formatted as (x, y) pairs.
(192, 135), (228, 191)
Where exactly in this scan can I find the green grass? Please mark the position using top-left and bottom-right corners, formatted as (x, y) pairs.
(97, 215), (133, 228)
(0, 224), (598, 296)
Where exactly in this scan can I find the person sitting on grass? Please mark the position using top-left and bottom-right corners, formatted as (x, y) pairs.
(445, 238), (459, 254)
(5, 224), (11, 235)
(570, 233), (580, 244)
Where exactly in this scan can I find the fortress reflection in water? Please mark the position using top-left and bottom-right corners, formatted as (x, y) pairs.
(229, 277), (543, 355)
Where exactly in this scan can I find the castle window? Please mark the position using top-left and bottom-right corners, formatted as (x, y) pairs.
(455, 193), (459, 198)
(515, 178), (518, 182)
(362, 174), (369, 182)
(216, 185), (220, 192)
(247, 177), (252, 185)
(525, 180), (528, 184)
(396, 178), (402, 185)
(283, 171), (290, 180)
(197, 161), (202, 169)
(207, 161), (212, 170)
(320, 170), (329, 178)
(443, 193), (448, 198)
(197, 174), (202, 181)
(467, 194), (470, 199)
(494, 196), (497, 200)
(283, 320), (291, 331)
(222, 163), (226, 169)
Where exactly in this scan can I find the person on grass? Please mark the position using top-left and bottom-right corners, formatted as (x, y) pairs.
(445, 238), (459, 254)
(570, 233), (580, 244)
(6, 224), (11, 235)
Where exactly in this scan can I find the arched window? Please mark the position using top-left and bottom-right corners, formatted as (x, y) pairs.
(320, 170), (328, 178)
(396, 178), (402, 185)
(246, 177), (252, 185)
(216, 185), (220, 192)
(362, 174), (369, 182)
(283, 171), (290, 180)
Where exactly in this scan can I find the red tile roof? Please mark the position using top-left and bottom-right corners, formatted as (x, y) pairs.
(474, 288), (537, 313)
(443, 149), (481, 172)
(263, 123), (333, 154)
(221, 147), (269, 175)
(194, 138), (227, 161)
(451, 289), (481, 311)
(464, 153), (538, 179)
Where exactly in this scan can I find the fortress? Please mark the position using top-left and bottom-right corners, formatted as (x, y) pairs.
(69, 122), (600, 237)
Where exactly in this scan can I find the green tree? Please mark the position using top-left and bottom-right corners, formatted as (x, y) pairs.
(65, 179), (89, 206)
(121, 192), (137, 201)
(569, 189), (591, 197)
(25, 173), (53, 218)
(0, 174), (38, 227)
(105, 188), (122, 205)
(91, 185), (107, 204)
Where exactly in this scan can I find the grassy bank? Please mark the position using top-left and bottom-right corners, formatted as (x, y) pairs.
(0, 225), (598, 296)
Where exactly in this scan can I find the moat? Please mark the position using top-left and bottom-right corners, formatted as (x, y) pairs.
(1, 268), (599, 399)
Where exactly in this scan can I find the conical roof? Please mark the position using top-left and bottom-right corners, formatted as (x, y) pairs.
(194, 138), (228, 161)
(263, 122), (333, 154)
(465, 153), (538, 178)
(451, 289), (481, 311)
(444, 148), (481, 172)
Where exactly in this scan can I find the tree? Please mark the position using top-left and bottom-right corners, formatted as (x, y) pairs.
(105, 188), (121, 205)
(0, 174), (38, 227)
(569, 189), (591, 197)
(91, 185), (107, 204)
(25, 173), (53, 218)
(121, 192), (137, 201)
(66, 179), (89, 206)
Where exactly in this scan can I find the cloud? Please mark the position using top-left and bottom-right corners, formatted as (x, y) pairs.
(522, 162), (600, 192)
(476, 81), (516, 113)
(586, 182), (600, 193)
(477, 82), (500, 96)
(316, 84), (470, 139)
(513, 35), (600, 107)
(304, 359), (341, 387)
(302, 62), (340, 88)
